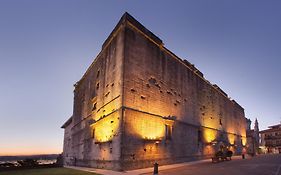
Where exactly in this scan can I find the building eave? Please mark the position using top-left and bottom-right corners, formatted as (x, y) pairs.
(61, 116), (73, 129)
(73, 12), (245, 112)
(268, 123), (281, 129)
(260, 127), (281, 133)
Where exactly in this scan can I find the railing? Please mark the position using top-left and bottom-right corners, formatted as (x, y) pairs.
(265, 143), (281, 147)
(264, 135), (281, 140)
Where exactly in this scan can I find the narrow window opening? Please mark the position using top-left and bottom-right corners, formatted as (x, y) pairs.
(198, 130), (202, 143)
(92, 129), (95, 139)
(165, 124), (172, 140)
(96, 70), (100, 78)
(92, 102), (97, 111)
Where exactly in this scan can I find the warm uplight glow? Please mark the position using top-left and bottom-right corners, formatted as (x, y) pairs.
(241, 137), (247, 146)
(128, 111), (173, 140)
(227, 134), (235, 145)
(203, 128), (217, 143)
(139, 120), (165, 140)
(92, 112), (120, 143)
(93, 96), (120, 121)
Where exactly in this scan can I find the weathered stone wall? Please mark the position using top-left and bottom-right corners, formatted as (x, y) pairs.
(121, 108), (200, 170)
(63, 13), (247, 171)
(68, 25), (125, 170)
(62, 119), (73, 166)
(121, 21), (247, 169)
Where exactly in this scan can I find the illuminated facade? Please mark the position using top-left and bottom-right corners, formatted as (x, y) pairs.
(260, 123), (281, 154)
(61, 12), (247, 171)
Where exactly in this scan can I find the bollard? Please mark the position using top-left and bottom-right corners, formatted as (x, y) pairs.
(153, 162), (158, 175)
(242, 154), (245, 159)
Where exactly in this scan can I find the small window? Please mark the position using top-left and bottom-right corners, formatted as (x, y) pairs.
(91, 97), (97, 112)
(198, 130), (202, 143)
(96, 82), (100, 90)
(165, 124), (172, 140)
(96, 70), (100, 78)
(92, 129), (95, 139)
(92, 102), (97, 111)
(219, 118), (222, 125)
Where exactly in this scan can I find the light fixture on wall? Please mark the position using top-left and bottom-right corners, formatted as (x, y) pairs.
(211, 140), (218, 146)
(207, 139), (218, 146)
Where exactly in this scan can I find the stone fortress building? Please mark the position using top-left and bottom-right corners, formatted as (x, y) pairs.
(61, 13), (247, 171)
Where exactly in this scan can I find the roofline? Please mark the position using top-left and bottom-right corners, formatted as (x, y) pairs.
(260, 127), (281, 133)
(102, 12), (162, 49)
(268, 123), (281, 128)
(73, 12), (244, 111)
(61, 116), (73, 129)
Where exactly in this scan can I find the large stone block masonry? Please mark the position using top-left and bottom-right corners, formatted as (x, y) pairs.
(61, 12), (247, 171)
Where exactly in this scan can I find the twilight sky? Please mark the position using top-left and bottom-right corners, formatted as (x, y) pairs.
(0, 0), (281, 156)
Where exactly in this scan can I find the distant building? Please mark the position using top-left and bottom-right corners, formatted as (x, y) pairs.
(61, 12), (247, 171)
(246, 118), (259, 155)
(260, 123), (281, 154)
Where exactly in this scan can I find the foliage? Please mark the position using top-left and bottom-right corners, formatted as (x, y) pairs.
(0, 163), (15, 168)
(17, 159), (39, 167)
(215, 151), (224, 157)
(55, 154), (63, 167)
(226, 150), (233, 157)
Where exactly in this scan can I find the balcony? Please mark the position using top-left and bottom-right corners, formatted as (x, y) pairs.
(264, 135), (281, 140)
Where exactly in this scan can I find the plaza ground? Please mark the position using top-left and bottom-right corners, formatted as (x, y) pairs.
(143, 154), (281, 175)
(64, 154), (281, 175)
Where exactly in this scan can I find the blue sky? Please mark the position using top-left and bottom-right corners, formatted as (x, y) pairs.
(0, 0), (280, 155)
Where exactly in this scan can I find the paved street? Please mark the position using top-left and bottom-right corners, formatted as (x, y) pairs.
(144, 154), (281, 175)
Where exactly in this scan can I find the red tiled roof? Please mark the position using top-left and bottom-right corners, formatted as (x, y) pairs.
(260, 127), (281, 133)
